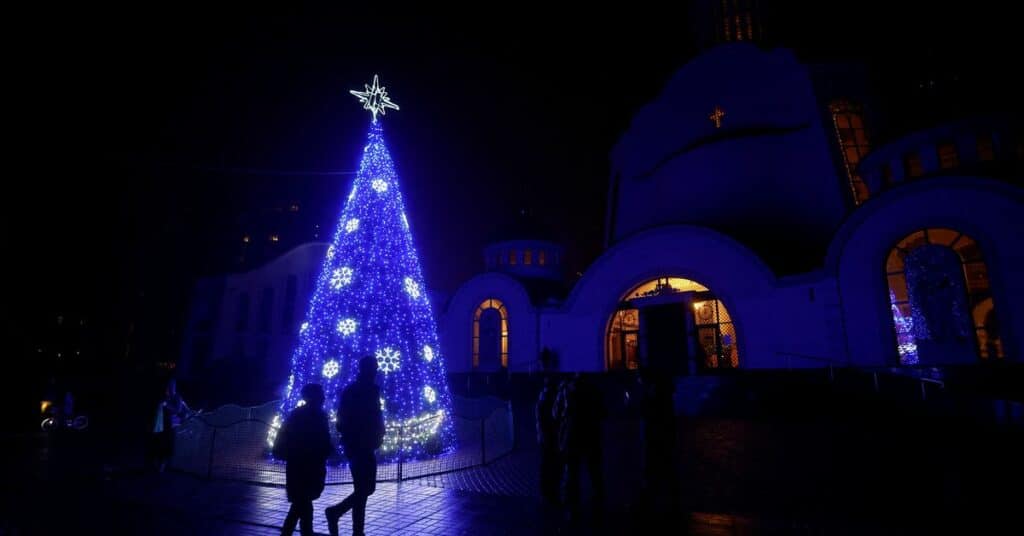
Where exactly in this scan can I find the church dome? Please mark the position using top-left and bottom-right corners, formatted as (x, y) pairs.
(607, 43), (847, 273)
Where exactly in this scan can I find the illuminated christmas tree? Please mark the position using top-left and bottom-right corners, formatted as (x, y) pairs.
(269, 75), (454, 459)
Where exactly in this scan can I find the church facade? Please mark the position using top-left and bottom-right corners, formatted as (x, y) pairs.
(180, 43), (1022, 395)
(439, 43), (1023, 376)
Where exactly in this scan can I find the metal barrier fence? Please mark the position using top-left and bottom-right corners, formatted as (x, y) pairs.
(170, 397), (514, 485)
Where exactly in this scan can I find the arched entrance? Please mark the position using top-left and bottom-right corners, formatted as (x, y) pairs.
(886, 228), (1003, 365)
(606, 277), (738, 373)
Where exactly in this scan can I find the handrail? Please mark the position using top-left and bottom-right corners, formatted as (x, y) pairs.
(773, 352), (949, 401)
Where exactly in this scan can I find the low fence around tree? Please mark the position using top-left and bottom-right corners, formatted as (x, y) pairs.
(170, 397), (514, 485)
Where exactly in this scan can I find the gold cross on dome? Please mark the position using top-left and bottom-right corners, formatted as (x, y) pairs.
(709, 106), (726, 128)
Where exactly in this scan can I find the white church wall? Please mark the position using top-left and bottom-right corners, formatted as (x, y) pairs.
(827, 178), (1024, 366)
(439, 272), (537, 374)
(210, 243), (327, 375)
(554, 225), (779, 370)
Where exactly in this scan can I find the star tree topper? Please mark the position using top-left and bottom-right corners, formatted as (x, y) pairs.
(350, 74), (400, 122)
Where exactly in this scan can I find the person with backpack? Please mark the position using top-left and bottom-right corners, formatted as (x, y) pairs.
(326, 356), (385, 536)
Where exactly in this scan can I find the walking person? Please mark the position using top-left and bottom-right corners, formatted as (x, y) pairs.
(326, 356), (385, 536)
(273, 384), (334, 536)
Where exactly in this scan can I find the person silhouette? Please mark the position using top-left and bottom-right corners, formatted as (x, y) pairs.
(326, 356), (385, 536)
(556, 373), (606, 520)
(152, 378), (192, 472)
(273, 383), (333, 536)
(536, 376), (560, 505)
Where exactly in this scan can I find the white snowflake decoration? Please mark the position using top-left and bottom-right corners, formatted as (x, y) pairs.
(423, 345), (434, 362)
(424, 386), (437, 404)
(337, 318), (357, 336)
(326, 245), (335, 260)
(404, 277), (421, 299)
(375, 347), (401, 374)
(330, 267), (354, 289)
(322, 359), (340, 379)
(345, 218), (360, 233)
(299, 322), (309, 333)
(296, 399), (306, 408)
(372, 178), (388, 193)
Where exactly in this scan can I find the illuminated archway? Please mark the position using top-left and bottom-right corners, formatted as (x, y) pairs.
(473, 299), (508, 369)
(606, 277), (738, 371)
(886, 228), (1002, 364)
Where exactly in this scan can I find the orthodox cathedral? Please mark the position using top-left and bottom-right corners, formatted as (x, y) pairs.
(179, 2), (1023, 398)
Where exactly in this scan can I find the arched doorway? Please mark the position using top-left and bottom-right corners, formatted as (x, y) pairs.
(606, 277), (738, 373)
(886, 228), (1003, 365)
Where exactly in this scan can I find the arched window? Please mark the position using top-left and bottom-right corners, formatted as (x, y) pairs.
(829, 100), (872, 205)
(473, 299), (508, 370)
(886, 228), (1003, 365)
(606, 277), (738, 372)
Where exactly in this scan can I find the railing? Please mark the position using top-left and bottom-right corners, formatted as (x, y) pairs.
(170, 397), (514, 485)
(776, 351), (945, 401)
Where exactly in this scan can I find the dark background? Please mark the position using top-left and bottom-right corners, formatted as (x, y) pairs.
(8, 2), (1018, 422)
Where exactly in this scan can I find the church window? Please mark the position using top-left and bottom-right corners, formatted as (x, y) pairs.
(538, 250), (547, 266)
(904, 152), (924, 178)
(881, 164), (893, 187)
(886, 228), (1002, 365)
(976, 134), (995, 161)
(524, 250), (533, 265)
(473, 299), (508, 369)
(937, 142), (959, 170)
(719, 0), (757, 42)
(259, 287), (274, 333)
(829, 100), (871, 204)
(509, 250), (518, 265)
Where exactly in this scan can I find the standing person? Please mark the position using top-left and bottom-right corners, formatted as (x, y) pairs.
(152, 378), (192, 473)
(536, 376), (560, 505)
(326, 356), (385, 536)
(556, 374), (606, 520)
(640, 372), (676, 500)
(273, 384), (334, 536)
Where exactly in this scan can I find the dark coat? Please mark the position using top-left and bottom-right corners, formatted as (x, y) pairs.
(337, 379), (385, 452)
(274, 405), (334, 502)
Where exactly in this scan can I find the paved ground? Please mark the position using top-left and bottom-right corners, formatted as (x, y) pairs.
(7, 410), (1024, 534)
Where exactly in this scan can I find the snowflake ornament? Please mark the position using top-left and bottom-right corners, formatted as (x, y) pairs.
(372, 179), (388, 193)
(331, 267), (354, 289)
(375, 347), (401, 374)
(404, 277), (421, 299)
(345, 218), (360, 233)
(424, 386), (437, 404)
(337, 318), (357, 336)
(322, 359), (340, 379)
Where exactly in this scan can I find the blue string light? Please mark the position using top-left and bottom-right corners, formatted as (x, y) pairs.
(268, 118), (455, 460)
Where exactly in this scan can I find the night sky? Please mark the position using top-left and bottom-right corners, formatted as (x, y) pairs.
(12, 2), (1017, 369)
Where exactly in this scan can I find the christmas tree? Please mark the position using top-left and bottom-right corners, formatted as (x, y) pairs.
(269, 75), (454, 459)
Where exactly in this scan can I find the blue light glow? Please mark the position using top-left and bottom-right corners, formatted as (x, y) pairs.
(271, 116), (455, 459)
